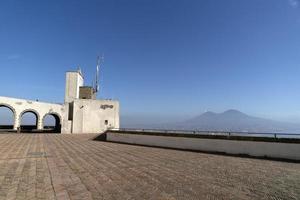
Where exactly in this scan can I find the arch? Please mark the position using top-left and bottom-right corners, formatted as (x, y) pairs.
(42, 112), (62, 133)
(0, 104), (16, 131)
(19, 109), (40, 132)
(0, 103), (16, 117)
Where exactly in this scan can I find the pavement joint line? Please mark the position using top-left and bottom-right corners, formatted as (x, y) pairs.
(0, 156), (53, 161)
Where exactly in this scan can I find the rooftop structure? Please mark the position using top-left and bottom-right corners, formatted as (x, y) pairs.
(0, 66), (120, 134)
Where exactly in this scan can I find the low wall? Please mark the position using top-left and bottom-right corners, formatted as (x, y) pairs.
(105, 132), (300, 161)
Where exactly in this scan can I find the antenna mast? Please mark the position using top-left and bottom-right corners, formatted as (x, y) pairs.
(95, 54), (103, 93)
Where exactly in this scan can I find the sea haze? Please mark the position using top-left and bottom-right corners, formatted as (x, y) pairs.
(121, 109), (300, 133)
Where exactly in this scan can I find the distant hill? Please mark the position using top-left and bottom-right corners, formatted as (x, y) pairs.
(172, 109), (300, 133)
(122, 109), (300, 133)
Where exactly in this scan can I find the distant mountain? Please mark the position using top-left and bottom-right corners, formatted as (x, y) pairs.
(171, 109), (300, 133)
(122, 109), (300, 133)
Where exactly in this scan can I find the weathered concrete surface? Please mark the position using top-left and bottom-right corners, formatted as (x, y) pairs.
(0, 133), (299, 200)
(65, 71), (84, 104)
(106, 132), (300, 161)
(71, 99), (119, 134)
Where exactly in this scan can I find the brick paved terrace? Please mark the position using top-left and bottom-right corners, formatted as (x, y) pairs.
(0, 133), (299, 200)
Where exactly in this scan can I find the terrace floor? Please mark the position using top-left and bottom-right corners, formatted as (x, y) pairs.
(0, 133), (299, 200)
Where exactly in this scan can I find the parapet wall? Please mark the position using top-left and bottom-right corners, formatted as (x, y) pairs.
(105, 131), (300, 161)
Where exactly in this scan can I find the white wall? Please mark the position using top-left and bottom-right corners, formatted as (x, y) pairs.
(65, 71), (84, 103)
(106, 132), (300, 161)
(0, 96), (64, 130)
(0, 70), (120, 134)
(72, 99), (120, 133)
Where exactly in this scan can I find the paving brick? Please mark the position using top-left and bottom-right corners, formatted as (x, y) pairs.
(0, 134), (298, 200)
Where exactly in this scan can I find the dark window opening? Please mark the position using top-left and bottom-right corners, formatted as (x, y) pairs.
(105, 120), (108, 125)
(68, 103), (73, 120)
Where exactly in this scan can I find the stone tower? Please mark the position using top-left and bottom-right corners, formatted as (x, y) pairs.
(64, 70), (84, 103)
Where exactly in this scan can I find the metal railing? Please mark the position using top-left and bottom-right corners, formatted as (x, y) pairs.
(110, 128), (300, 139)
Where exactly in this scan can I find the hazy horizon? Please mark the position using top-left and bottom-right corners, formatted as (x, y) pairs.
(120, 109), (300, 127)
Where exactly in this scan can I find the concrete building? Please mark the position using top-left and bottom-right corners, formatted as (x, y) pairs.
(0, 70), (120, 134)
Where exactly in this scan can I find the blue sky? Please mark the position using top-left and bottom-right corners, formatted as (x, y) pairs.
(1, 0), (300, 124)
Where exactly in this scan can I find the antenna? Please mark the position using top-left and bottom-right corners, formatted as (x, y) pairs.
(92, 79), (95, 91)
(95, 54), (104, 93)
(78, 65), (82, 76)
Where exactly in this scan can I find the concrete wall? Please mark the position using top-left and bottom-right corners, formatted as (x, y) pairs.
(65, 71), (84, 103)
(79, 86), (96, 100)
(1, 70), (120, 134)
(0, 96), (120, 134)
(0, 96), (64, 130)
(72, 99), (120, 134)
(106, 132), (300, 161)
(61, 103), (72, 134)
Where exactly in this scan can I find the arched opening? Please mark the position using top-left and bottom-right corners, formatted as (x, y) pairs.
(43, 113), (61, 133)
(20, 110), (39, 132)
(0, 105), (15, 131)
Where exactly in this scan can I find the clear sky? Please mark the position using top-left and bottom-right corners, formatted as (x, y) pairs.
(1, 0), (300, 124)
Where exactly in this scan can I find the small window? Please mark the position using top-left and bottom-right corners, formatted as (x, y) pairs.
(68, 103), (74, 120)
(104, 120), (108, 125)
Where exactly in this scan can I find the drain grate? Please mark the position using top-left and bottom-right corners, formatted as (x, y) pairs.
(27, 152), (47, 157)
